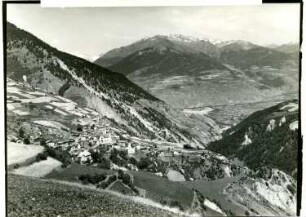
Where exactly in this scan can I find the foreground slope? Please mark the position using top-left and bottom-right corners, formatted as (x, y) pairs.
(7, 174), (177, 217)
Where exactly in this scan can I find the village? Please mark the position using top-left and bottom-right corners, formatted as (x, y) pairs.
(44, 115), (197, 168)
(7, 77), (244, 183)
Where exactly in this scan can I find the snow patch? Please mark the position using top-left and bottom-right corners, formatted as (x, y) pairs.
(20, 96), (53, 104)
(27, 91), (46, 96)
(266, 119), (276, 132)
(214, 154), (228, 162)
(166, 169), (186, 182)
(128, 106), (155, 132)
(57, 58), (110, 100)
(183, 107), (213, 115)
(33, 120), (68, 130)
(289, 121), (298, 131)
(222, 165), (231, 177)
(280, 103), (298, 112)
(279, 116), (286, 127)
(12, 110), (30, 116)
(241, 133), (252, 146)
(54, 108), (68, 116)
(155, 172), (163, 177)
(203, 198), (225, 215)
(7, 104), (15, 111)
(45, 105), (54, 110)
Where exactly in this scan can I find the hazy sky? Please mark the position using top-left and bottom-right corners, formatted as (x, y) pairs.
(7, 4), (300, 60)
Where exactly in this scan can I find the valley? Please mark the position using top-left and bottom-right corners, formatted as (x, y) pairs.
(6, 70), (298, 216)
(5, 21), (299, 217)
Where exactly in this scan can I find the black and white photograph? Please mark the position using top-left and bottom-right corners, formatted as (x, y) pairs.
(3, 1), (302, 216)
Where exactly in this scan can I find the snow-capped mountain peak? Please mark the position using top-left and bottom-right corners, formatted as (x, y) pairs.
(215, 40), (257, 50)
(166, 34), (200, 42)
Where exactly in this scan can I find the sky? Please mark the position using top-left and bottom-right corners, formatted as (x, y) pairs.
(7, 4), (300, 60)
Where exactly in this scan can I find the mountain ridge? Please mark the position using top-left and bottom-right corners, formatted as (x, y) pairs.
(207, 99), (299, 178)
(94, 34), (299, 108)
(6, 22), (224, 145)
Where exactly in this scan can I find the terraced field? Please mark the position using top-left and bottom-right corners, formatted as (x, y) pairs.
(7, 174), (177, 217)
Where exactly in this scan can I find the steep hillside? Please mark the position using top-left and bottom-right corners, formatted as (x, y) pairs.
(207, 100), (299, 178)
(225, 168), (297, 216)
(6, 22), (223, 145)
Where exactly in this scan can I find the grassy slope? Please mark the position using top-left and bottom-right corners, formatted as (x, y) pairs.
(46, 163), (244, 215)
(130, 171), (193, 208)
(45, 163), (115, 182)
(47, 164), (193, 208)
(7, 174), (175, 217)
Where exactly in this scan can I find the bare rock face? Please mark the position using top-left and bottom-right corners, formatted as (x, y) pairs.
(224, 168), (296, 216)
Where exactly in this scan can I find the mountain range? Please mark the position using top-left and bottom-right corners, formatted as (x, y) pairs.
(94, 35), (299, 108)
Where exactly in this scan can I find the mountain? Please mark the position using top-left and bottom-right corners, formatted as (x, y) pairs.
(94, 35), (299, 109)
(95, 35), (298, 71)
(6, 22), (223, 145)
(216, 40), (258, 51)
(95, 35), (220, 67)
(108, 46), (225, 78)
(269, 43), (300, 54)
(219, 45), (293, 69)
(207, 99), (299, 178)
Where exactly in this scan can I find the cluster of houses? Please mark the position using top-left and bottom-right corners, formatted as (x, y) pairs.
(38, 113), (201, 167)
(44, 118), (152, 165)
